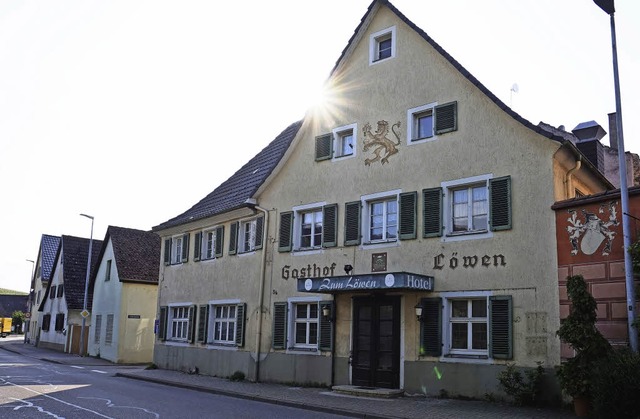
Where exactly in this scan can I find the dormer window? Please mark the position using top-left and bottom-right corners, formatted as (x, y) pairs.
(369, 26), (396, 65)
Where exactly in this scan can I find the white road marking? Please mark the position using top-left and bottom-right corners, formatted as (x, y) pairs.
(78, 397), (160, 418)
(6, 398), (65, 419)
(70, 366), (84, 369)
(91, 370), (107, 374)
(0, 378), (114, 418)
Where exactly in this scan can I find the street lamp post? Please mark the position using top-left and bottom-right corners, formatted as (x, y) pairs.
(79, 213), (94, 357)
(25, 259), (35, 340)
(594, 0), (638, 353)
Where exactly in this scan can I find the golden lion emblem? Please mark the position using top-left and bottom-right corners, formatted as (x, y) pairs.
(363, 120), (401, 166)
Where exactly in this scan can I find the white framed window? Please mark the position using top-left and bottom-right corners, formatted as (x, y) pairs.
(293, 302), (319, 349)
(407, 102), (436, 144)
(440, 291), (492, 359)
(300, 210), (323, 249)
(201, 299), (245, 347)
(369, 26), (396, 65)
(292, 202), (326, 251)
(442, 175), (493, 242)
(105, 314), (114, 345)
(171, 235), (183, 264)
(94, 314), (102, 344)
(449, 299), (488, 355)
(273, 298), (333, 352)
(332, 123), (357, 159)
(212, 305), (237, 344)
(203, 229), (217, 259)
(170, 306), (190, 341)
(240, 219), (257, 253)
(361, 190), (401, 245)
(105, 260), (112, 281)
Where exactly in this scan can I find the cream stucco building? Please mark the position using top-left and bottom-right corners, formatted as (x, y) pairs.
(153, 0), (611, 398)
(87, 226), (160, 363)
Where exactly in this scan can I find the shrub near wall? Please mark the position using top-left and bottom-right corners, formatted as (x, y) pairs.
(590, 348), (640, 419)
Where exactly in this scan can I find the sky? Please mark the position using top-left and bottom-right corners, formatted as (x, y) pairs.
(1, 0), (639, 293)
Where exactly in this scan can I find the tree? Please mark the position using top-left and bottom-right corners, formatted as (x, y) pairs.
(12, 310), (25, 334)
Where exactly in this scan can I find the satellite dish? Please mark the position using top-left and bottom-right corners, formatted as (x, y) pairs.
(511, 83), (519, 93)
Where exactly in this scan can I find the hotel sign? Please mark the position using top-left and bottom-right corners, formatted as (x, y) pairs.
(297, 272), (434, 293)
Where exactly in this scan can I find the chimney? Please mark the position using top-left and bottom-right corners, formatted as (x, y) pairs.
(608, 112), (618, 150)
(572, 121), (606, 174)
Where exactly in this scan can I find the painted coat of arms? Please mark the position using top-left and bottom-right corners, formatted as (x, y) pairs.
(566, 201), (619, 256)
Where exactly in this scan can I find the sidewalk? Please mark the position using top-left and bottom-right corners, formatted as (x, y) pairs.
(0, 338), (573, 418)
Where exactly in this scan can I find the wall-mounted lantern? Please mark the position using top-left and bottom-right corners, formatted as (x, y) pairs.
(414, 302), (423, 322)
(322, 305), (332, 322)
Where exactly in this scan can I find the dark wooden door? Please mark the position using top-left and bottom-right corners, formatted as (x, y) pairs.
(352, 296), (400, 389)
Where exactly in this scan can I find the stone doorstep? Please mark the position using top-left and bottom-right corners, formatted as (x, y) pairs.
(331, 385), (404, 398)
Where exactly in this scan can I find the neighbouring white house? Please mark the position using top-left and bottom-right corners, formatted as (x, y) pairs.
(25, 234), (60, 345)
(38, 235), (102, 354)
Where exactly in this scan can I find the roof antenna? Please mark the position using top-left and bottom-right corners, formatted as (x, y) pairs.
(510, 83), (519, 108)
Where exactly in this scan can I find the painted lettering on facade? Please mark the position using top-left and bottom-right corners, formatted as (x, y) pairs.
(432, 253), (506, 270)
(282, 263), (337, 280)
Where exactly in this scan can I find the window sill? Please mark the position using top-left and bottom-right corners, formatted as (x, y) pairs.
(286, 347), (320, 355)
(206, 343), (238, 351)
(163, 340), (191, 347)
(446, 229), (488, 237)
(439, 353), (491, 364)
(361, 239), (399, 250)
(293, 247), (323, 256)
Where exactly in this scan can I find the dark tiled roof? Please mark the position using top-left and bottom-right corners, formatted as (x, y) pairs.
(0, 295), (28, 317)
(94, 226), (160, 284)
(41, 234), (60, 281)
(55, 235), (103, 311)
(332, 1), (570, 146)
(153, 121), (302, 231)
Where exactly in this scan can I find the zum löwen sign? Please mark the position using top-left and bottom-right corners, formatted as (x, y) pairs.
(297, 272), (434, 293)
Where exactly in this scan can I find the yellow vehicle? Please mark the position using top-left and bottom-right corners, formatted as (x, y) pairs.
(0, 317), (12, 338)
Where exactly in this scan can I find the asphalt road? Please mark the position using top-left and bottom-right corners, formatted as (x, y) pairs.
(0, 343), (348, 419)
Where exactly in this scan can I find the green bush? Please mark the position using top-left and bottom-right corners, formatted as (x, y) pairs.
(590, 348), (640, 419)
(229, 371), (245, 381)
(497, 362), (544, 406)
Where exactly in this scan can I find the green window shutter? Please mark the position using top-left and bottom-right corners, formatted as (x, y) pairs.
(434, 101), (458, 135)
(215, 226), (224, 258)
(399, 191), (417, 240)
(489, 176), (512, 231)
(188, 305), (197, 344)
(255, 216), (264, 250)
(489, 295), (513, 360)
(272, 302), (288, 349)
(159, 306), (168, 341)
(422, 187), (443, 238)
(278, 212), (293, 252)
(181, 233), (190, 263)
(194, 232), (201, 262)
(198, 305), (208, 343)
(235, 303), (246, 347)
(315, 134), (333, 161)
(164, 239), (171, 266)
(420, 298), (442, 356)
(229, 222), (238, 255)
(344, 201), (361, 246)
(322, 204), (338, 248)
(319, 301), (334, 351)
